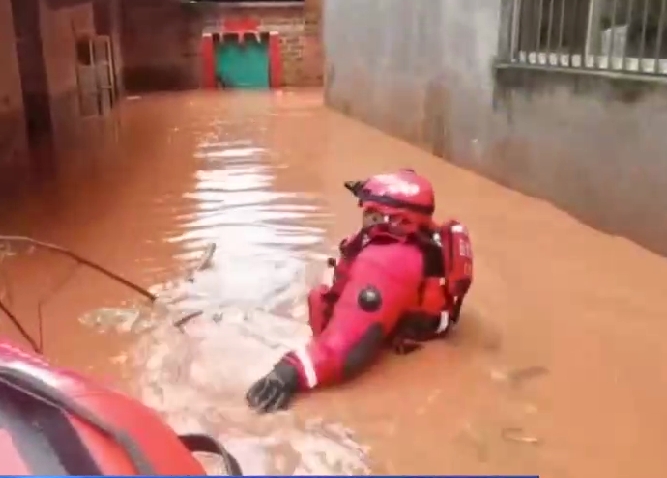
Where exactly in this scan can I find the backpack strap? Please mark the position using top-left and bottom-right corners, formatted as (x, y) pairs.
(178, 433), (242, 475)
(0, 366), (156, 475)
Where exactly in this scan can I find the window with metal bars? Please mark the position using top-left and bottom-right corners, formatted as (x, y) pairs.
(502, 0), (667, 76)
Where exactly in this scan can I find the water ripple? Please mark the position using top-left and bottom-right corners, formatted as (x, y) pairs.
(85, 112), (367, 475)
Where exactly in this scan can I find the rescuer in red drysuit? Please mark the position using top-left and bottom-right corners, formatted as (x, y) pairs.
(246, 169), (473, 413)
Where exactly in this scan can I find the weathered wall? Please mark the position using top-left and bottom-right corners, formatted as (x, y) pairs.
(120, 0), (200, 91)
(11, 0), (123, 148)
(0, 0), (28, 167)
(324, 0), (667, 256)
(11, 0), (51, 138)
(94, 0), (124, 95)
(302, 0), (323, 86)
(121, 0), (323, 91)
(41, 1), (96, 143)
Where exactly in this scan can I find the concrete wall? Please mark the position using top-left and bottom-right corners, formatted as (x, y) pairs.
(41, 1), (96, 143)
(323, 0), (667, 256)
(121, 0), (323, 91)
(11, 0), (51, 139)
(94, 0), (124, 95)
(0, 0), (28, 167)
(9, 0), (122, 150)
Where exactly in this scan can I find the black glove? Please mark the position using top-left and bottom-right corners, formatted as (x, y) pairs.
(245, 359), (300, 413)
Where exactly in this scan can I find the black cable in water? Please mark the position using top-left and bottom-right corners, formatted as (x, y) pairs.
(0, 297), (40, 353)
(0, 235), (158, 353)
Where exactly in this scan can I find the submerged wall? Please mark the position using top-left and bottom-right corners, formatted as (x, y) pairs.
(41, 1), (97, 144)
(324, 0), (667, 256)
(7, 0), (123, 152)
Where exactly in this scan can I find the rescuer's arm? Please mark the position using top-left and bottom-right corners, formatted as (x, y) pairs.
(245, 242), (423, 413)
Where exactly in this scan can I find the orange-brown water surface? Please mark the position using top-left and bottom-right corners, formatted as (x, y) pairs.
(0, 89), (666, 478)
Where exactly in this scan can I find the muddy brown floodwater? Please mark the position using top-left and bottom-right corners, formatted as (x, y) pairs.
(0, 89), (666, 477)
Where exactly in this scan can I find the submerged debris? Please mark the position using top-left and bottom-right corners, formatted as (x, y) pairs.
(507, 365), (549, 388)
(186, 242), (217, 282)
(171, 242), (217, 329)
(173, 309), (204, 330)
(490, 365), (549, 388)
(501, 427), (540, 445)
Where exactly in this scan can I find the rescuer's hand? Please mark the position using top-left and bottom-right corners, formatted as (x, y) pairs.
(245, 359), (300, 413)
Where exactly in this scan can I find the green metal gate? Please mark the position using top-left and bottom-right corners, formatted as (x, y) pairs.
(215, 35), (270, 89)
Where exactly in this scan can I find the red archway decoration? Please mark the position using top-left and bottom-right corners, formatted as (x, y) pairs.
(200, 33), (215, 88)
(268, 32), (282, 88)
(222, 17), (260, 32)
(222, 17), (260, 42)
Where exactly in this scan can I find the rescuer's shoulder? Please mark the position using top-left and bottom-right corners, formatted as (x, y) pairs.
(357, 240), (424, 282)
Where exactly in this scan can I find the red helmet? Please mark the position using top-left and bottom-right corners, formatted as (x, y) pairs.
(344, 169), (435, 231)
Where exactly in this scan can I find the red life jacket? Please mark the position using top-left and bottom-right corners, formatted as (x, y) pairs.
(325, 219), (473, 343)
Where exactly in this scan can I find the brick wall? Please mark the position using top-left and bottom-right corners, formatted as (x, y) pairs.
(121, 0), (323, 91)
(203, 6), (308, 87)
(302, 0), (323, 86)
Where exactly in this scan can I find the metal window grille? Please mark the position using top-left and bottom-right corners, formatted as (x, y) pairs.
(502, 0), (667, 76)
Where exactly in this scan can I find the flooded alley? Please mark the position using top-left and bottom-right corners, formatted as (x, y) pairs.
(0, 90), (666, 477)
